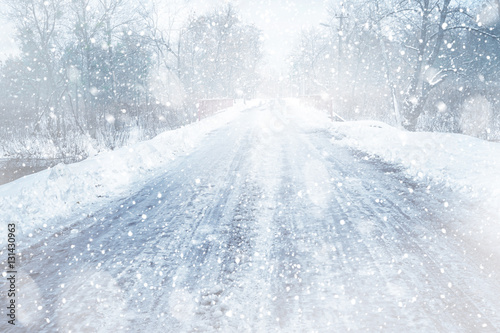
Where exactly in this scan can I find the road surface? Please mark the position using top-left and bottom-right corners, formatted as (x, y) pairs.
(2, 102), (500, 332)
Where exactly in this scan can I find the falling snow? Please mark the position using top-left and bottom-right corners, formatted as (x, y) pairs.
(1, 0), (500, 332)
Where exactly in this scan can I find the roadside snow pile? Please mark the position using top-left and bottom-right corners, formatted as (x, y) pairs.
(0, 103), (248, 246)
(288, 98), (500, 253)
(330, 121), (500, 207)
(329, 119), (500, 257)
(288, 98), (500, 211)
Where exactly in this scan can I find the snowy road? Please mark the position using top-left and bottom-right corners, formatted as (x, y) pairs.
(3, 103), (500, 332)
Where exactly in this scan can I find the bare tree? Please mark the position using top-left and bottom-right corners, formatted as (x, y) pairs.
(179, 5), (263, 100)
(382, 0), (498, 130)
(3, 0), (69, 137)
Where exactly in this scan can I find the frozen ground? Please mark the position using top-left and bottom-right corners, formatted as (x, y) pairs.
(1, 100), (500, 332)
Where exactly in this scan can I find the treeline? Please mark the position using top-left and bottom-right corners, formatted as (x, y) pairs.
(0, 0), (262, 158)
(289, 0), (500, 139)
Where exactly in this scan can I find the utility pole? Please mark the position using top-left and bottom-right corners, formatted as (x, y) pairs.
(335, 2), (348, 84)
(320, 3), (348, 121)
(320, 3), (348, 84)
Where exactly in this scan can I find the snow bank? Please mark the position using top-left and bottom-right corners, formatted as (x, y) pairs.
(330, 120), (500, 256)
(0, 103), (250, 246)
(288, 98), (500, 255)
(330, 121), (500, 208)
(288, 98), (500, 209)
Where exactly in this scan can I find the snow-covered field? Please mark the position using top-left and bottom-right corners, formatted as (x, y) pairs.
(0, 101), (255, 247)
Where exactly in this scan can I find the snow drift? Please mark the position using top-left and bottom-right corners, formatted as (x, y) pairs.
(0, 103), (251, 247)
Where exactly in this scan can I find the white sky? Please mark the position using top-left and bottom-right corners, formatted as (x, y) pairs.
(0, 20), (18, 61)
(0, 0), (331, 69)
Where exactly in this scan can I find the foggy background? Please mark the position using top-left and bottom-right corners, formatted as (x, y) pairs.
(0, 0), (499, 179)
